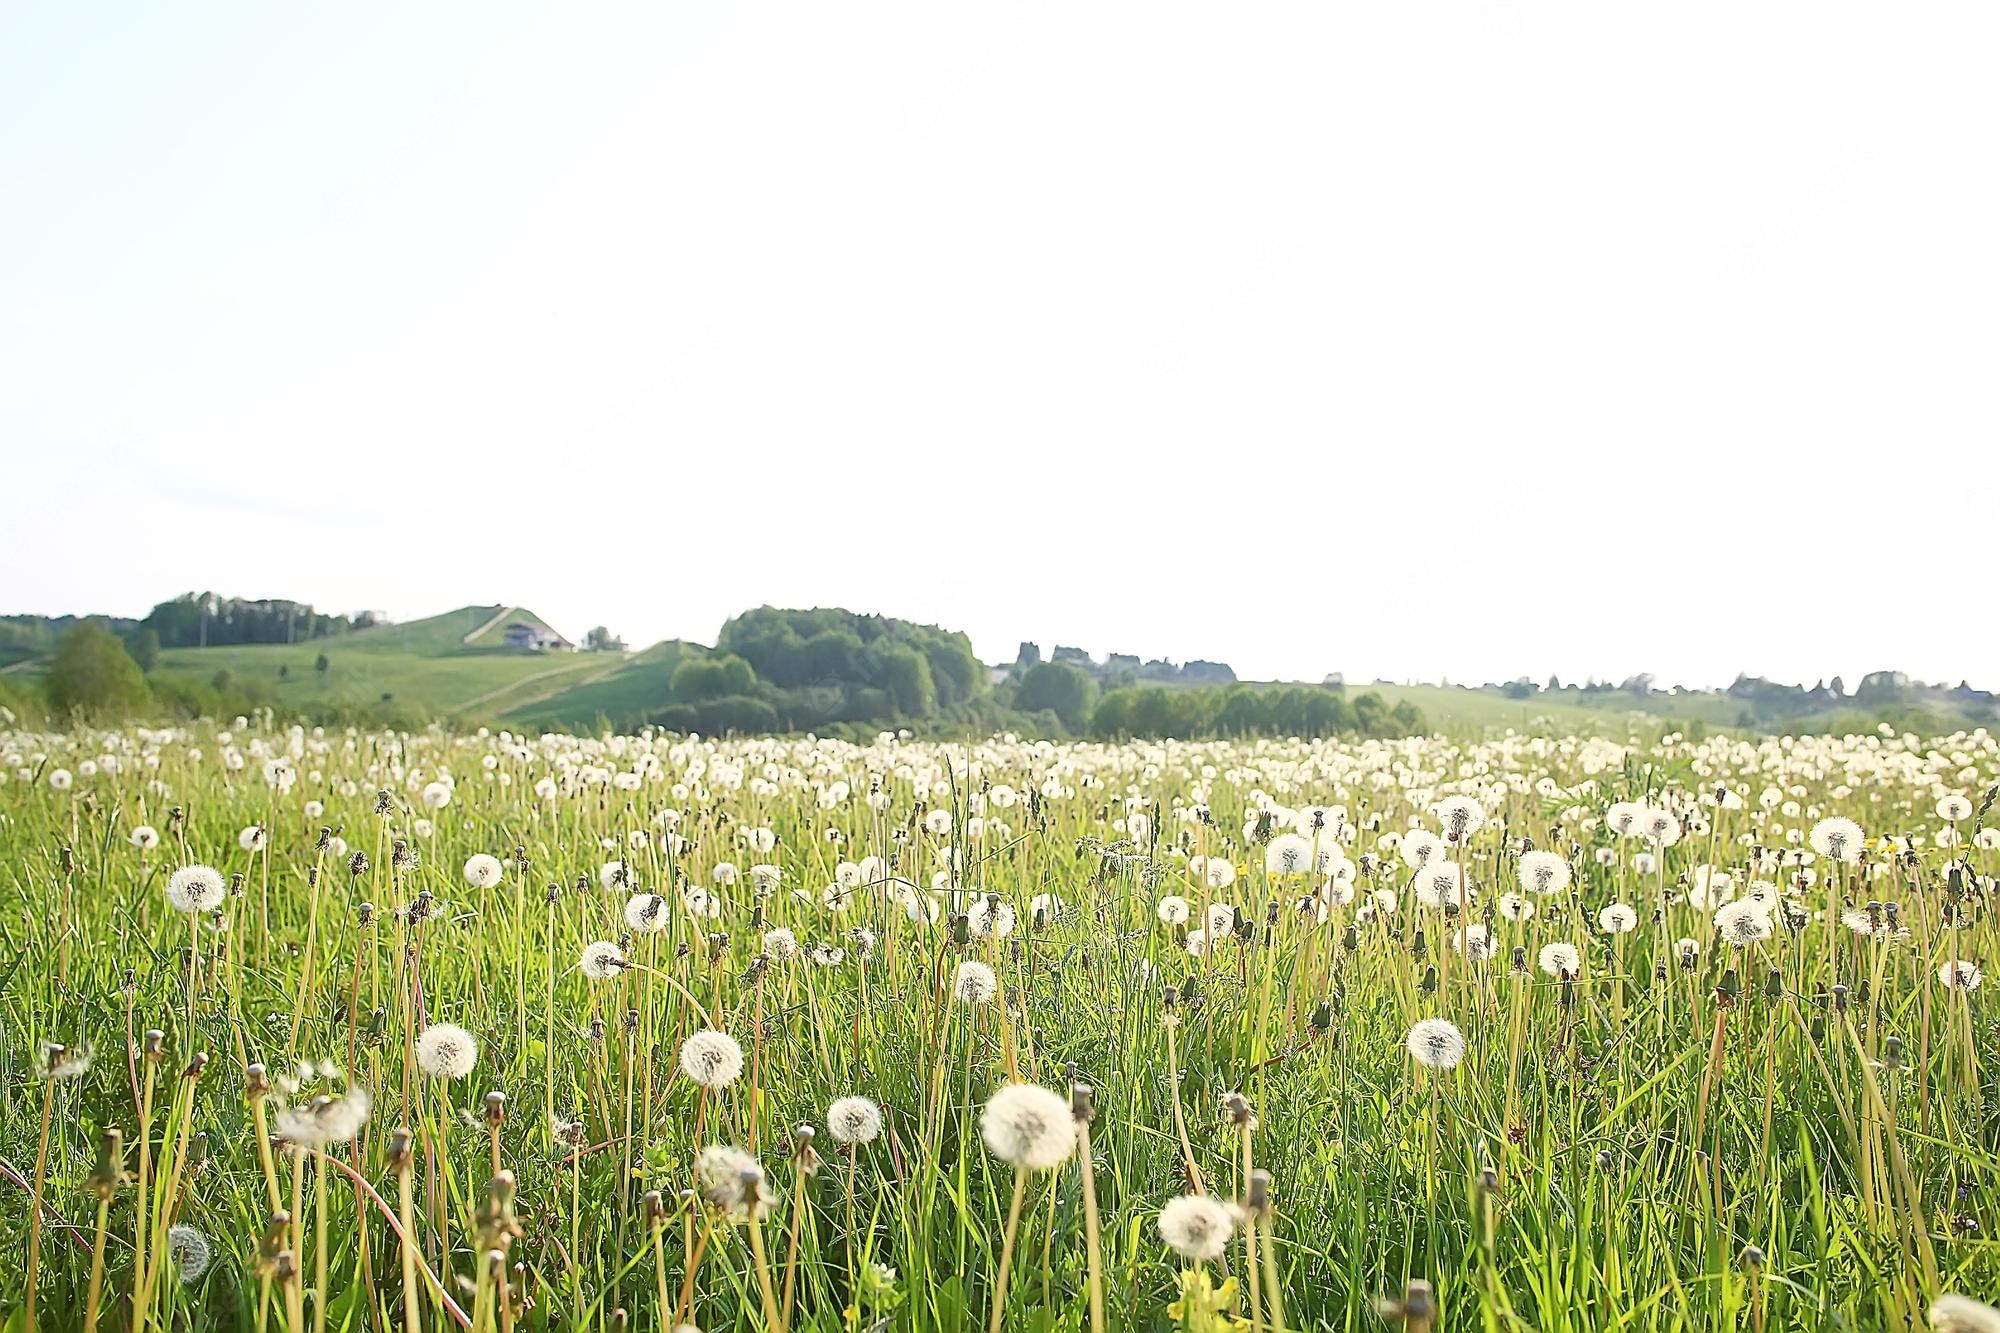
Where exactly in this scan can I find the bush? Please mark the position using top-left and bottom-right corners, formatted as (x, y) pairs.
(43, 620), (151, 719)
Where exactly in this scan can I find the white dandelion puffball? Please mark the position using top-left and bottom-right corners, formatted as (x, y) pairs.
(696, 1144), (774, 1221)
(923, 808), (952, 836)
(952, 960), (999, 1005)
(1435, 795), (1485, 845)
(415, 1023), (479, 1080)
(826, 1095), (884, 1145)
(1156, 895), (1191, 926)
(1538, 942), (1582, 979)
(1158, 1194), (1236, 1262)
(624, 892), (670, 933)
(420, 781), (453, 810)
(274, 1086), (374, 1146)
(1931, 1294), (2000, 1333)
(1598, 903), (1638, 935)
(1518, 849), (1571, 896)
(1399, 829), (1445, 871)
(1808, 817), (1864, 865)
(1936, 794), (1974, 822)
(1406, 1018), (1467, 1071)
(598, 859), (631, 891)
(167, 865), (227, 914)
(578, 940), (627, 980)
(966, 897), (1017, 939)
(462, 854), (504, 889)
(168, 1224), (212, 1283)
(131, 824), (160, 850)
(762, 927), (799, 961)
(980, 1083), (1078, 1170)
(680, 1030), (745, 1089)
(1937, 960), (1983, 991)
(1714, 900), (1773, 948)
(1264, 833), (1314, 875)
(237, 825), (267, 852)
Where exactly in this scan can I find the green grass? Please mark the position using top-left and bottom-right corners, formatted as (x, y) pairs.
(2, 723), (1995, 1331)
(150, 606), (627, 718)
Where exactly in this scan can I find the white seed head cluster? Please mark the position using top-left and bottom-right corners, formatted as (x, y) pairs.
(579, 940), (626, 980)
(462, 853), (505, 888)
(826, 1095), (884, 1145)
(679, 1030), (746, 1089)
(166, 864), (226, 914)
(1406, 1018), (1467, 1071)
(1158, 1193), (1237, 1262)
(274, 1085), (374, 1146)
(979, 1082), (1077, 1170)
(695, 1144), (773, 1220)
(168, 1224), (212, 1283)
(952, 960), (999, 1005)
(416, 1023), (479, 1080)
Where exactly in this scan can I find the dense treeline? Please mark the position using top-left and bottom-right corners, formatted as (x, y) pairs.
(642, 606), (993, 734)
(140, 592), (375, 648)
(1091, 682), (1424, 739)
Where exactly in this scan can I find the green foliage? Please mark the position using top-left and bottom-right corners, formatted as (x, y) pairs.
(126, 626), (161, 673)
(1011, 661), (1098, 731)
(714, 606), (986, 726)
(1090, 683), (1421, 739)
(669, 653), (757, 700)
(42, 619), (151, 718)
(142, 591), (361, 648)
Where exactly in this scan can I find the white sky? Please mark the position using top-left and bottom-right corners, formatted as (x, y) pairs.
(3, 5), (1994, 689)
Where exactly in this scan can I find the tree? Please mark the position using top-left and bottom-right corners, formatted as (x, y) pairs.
(1012, 662), (1097, 731)
(44, 620), (151, 719)
(671, 654), (757, 700)
(585, 626), (626, 652)
(315, 652), (330, 676)
(126, 627), (161, 674)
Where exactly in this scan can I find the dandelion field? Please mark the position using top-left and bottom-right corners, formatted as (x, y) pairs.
(2, 722), (1996, 1332)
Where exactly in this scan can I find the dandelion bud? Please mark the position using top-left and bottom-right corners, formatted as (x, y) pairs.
(257, 1211), (291, 1276)
(349, 852), (369, 877)
(643, 1189), (666, 1227)
(88, 1128), (127, 1202)
(1310, 1000), (1332, 1032)
(609, 1309), (628, 1331)
(1247, 1168), (1274, 1218)
(1764, 968), (1784, 1001)
(1477, 1166), (1498, 1193)
(388, 1128), (415, 1172)
(1882, 1036), (1906, 1070)
(1830, 984), (1849, 1013)
(1739, 1244), (1765, 1271)
(484, 1091), (507, 1127)
(183, 1051), (209, 1080)
(1070, 1083), (1096, 1122)
(1596, 1149), (1616, 1173)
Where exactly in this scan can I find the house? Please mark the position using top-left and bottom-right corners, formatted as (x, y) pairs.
(502, 622), (573, 652)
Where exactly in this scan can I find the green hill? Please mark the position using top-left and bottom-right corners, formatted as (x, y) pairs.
(149, 606), (625, 722)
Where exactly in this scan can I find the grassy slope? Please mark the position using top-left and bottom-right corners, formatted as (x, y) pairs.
(152, 606), (625, 717)
(500, 640), (708, 730)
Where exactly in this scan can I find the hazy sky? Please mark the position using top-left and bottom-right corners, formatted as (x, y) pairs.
(3, 5), (1994, 689)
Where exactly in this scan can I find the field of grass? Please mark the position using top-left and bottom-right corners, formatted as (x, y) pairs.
(2, 722), (1996, 1331)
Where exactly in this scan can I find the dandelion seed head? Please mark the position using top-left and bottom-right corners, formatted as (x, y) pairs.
(979, 1083), (1078, 1170)
(1158, 1193), (1236, 1262)
(415, 1023), (479, 1080)
(679, 1030), (745, 1089)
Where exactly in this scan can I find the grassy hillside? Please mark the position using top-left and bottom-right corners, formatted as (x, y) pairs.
(151, 606), (624, 720)
(501, 640), (708, 730)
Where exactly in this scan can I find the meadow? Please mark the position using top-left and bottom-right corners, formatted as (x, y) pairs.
(1, 720), (1996, 1332)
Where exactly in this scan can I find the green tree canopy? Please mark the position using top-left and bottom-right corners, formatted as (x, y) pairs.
(45, 620), (152, 718)
(1012, 661), (1098, 731)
